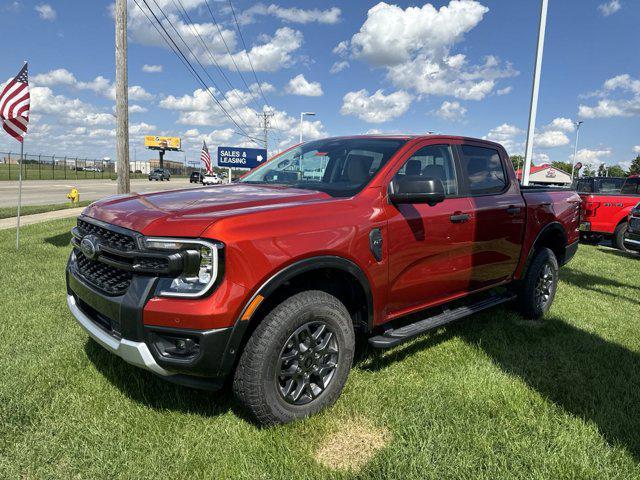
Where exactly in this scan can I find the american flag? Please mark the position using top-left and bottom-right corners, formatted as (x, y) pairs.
(201, 140), (213, 174)
(0, 64), (30, 143)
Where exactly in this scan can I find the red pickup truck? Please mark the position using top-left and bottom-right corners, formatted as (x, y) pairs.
(66, 135), (580, 425)
(577, 176), (640, 251)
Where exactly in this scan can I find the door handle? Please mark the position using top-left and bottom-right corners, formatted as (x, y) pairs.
(450, 212), (470, 223)
(506, 206), (522, 215)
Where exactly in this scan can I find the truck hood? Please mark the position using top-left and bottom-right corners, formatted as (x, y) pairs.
(83, 184), (332, 237)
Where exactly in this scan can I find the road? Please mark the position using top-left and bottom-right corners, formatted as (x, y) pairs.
(0, 178), (200, 207)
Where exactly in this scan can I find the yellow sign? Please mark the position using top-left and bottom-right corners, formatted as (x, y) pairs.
(144, 136), (181, 151)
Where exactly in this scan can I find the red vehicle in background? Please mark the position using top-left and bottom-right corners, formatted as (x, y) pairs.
(578, 176), (640, 251)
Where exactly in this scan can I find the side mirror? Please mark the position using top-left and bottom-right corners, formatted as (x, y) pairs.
(390, 177), (446, 206)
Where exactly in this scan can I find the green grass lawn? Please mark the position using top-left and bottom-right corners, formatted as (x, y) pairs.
(1, 220), (639, 479)
(0, 200), (92, 219)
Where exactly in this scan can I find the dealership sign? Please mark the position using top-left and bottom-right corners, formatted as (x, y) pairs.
(217, 146), (267, 169)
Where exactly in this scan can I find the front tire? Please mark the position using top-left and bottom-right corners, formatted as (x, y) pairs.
(516, 247), (559, 320)
(233, 290), (355, 426)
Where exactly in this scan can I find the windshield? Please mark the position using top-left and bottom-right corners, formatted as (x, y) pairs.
(240, 138), (407, 197)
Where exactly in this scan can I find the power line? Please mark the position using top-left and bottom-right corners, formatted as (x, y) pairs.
(202, 0), (262, 112)
(149, 0), (254, 135)
(226, 0), (271, 109)
(134, 0), (259, 143)
(171, 0), (257, 130)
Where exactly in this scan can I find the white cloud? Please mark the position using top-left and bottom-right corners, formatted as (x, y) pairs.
(330, 61), (349, 74)
(340, 1), (516, 101)
(599, 0), (621, 16)
(535, 130), (570, 148)
(573, 148), (612, 165)
(35, 3), (56, 20)
(633, 145), (640, 154)
(239, 4), (341, 25)
(547, 117), (575, 132)
(579, 73), (640, 118)
(142, 64), (163, 73)
(285, 74), (323, 97)
(158, 85), (327, 149)
(435, 100), (466, 121)
(483, 123), (524, 153)
(340, 89), (413, 123)
(32, 68), (154, 101)
(121, 1), (304, 73)
(496, 86), (512, 96)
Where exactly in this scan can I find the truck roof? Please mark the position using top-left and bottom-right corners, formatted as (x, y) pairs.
(312, 134), (506, 151)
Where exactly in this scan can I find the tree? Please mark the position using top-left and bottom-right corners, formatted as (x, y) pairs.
(551, 161), (573, 174)
(582, 165), (596, 177)
(607, 165), (628, 178)
(597, 163), (607, 176)
(509, 155), (524, 172)
(630, 156), (640, 176)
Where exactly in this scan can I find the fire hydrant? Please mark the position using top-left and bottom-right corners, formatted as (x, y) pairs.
(67, 187), (80, 205)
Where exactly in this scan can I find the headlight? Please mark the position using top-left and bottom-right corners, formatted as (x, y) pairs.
(145, 237), (222, 298)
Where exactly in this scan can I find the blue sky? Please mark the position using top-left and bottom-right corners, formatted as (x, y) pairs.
(0, 0), (638, 171)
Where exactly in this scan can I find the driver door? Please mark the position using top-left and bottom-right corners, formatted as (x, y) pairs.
(384, 142), (474, 318)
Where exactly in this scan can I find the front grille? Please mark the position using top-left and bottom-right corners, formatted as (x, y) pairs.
(77, 218), (137, 251)
(630, 216), (640, 232)
(75, 249), (132, 295)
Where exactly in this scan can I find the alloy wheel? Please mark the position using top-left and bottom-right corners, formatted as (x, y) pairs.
(534, 263), (554, 309)
(276, 321), (339, 406)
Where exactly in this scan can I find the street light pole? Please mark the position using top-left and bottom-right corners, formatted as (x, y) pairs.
(570, 121), (583, 180)
(299, 112), (316, 144)
(522, 0), (549, 186)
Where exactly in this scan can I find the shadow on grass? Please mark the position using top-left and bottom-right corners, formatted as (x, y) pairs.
(597, 247), (640, 261)
(458, 316), (640, 461)
(83, 339), (254, 424)
(45, 231), (72, 247)
(560, 268), (640, 305)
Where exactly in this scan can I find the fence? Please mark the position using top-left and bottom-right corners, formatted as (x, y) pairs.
(0, 152), (199, 181)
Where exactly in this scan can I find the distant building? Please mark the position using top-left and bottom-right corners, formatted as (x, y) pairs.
(114, 159), (186, 174)
(516, 164), (572, 185)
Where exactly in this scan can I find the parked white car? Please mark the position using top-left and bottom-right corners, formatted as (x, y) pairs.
(202, 173), (223, 185)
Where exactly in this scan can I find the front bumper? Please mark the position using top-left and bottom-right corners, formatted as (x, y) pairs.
(67, 294), (170, 376)
(67, 253), (234, 390)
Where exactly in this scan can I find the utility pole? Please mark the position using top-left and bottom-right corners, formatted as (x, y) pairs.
(115, 0), (130, 193)
(522, 0), (549, 186)
(570, 121), (583, 180)
(256, 111), (274, 151)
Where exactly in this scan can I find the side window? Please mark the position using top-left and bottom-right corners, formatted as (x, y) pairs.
(621, 178), (639, 194)
(576, 180), (592, 193)
(460, 145), (507, 195)
(394, 144), (458, 196)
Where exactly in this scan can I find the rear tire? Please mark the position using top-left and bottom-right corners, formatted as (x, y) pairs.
(613, 222), (631, 252)
(516, 247), (559, 320)
(233, 290), (355, 426)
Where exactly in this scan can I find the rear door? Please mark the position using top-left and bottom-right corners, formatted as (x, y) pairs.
(384, 141), (475, 317)
(457, 142), (526, 290)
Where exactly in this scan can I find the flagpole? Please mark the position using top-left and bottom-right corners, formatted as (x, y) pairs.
(16, 140), (23, 249)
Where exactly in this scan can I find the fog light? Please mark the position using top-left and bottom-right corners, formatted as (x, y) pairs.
(149, 331), (200, 359)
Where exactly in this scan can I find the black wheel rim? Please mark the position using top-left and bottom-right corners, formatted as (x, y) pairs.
(534, 263), (554, 309)
(276, 321), (339, 406)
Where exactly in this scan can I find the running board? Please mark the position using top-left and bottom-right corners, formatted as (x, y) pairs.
(368, 294), (516, 349)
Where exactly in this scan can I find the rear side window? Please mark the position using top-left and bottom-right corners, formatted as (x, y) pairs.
(622, 178), (640, 194)
(575, 179), (592, 192)
(394, 144), (458, 196)
(597, 178), (624, 193)
(460, 145), (506, 195)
